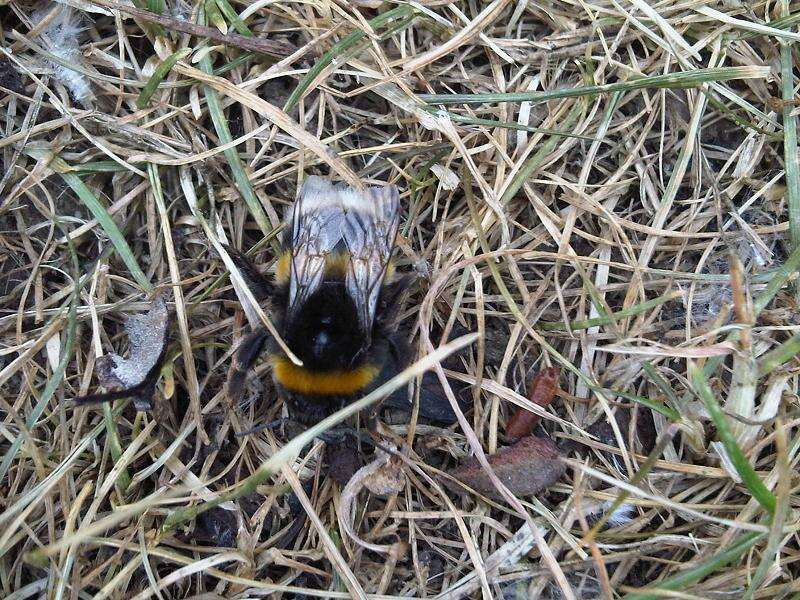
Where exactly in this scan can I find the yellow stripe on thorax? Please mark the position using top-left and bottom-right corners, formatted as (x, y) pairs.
(275, 249), (395, 285)
(271, 356), (378, 395)
(275, 251), (291, 284)
(274, 251), (353, 284)
(324, 252), (350, 279)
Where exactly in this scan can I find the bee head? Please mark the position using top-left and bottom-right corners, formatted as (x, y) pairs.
(284, 281), (367, 371)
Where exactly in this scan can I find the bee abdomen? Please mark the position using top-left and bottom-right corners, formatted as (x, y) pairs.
(270, 355), (379, 396)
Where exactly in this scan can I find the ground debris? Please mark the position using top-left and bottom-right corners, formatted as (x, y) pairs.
(75, 295), (170, 411)
(338, 443), (407, 557)
(506, 366), (560, 440)
(446, 435), (565, 500)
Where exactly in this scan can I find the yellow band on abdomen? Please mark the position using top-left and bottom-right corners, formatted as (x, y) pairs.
(271, 356), (378, 396)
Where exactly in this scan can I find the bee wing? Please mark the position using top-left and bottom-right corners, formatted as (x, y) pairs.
(342, 184), (400, 334)
(285, 176), (400, 333)
(285, 177), (347, 322)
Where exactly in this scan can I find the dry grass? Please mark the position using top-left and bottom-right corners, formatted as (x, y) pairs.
(1, 0), (800, 598)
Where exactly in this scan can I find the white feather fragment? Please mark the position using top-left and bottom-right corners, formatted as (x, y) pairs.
(37, 6), (93, 104)
(601, 501), (636, 527)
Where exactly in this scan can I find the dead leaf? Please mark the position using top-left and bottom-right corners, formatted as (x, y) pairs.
(506, 366), (560, 440)
(76, 295), (170, 411)
(338, 444), (407, 556)
(447, 436), (564, 500)
(364, 452), (405, 496)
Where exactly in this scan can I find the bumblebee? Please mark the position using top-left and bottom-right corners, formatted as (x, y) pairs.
(226, 176), (411, 425)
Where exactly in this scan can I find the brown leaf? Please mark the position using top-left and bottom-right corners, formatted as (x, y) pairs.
(338, 444), (407, 556)
(447, 436), (564, 500)
(363, 452), (405, 496)
(506, 366), (560, 440)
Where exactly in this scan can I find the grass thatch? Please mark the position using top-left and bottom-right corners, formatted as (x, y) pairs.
(1, 0), (799, 598)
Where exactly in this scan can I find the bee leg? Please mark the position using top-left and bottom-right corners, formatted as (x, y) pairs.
(221, 244), (274, 302)
(365, 409), (380, 435)
(317, 425), (355, 444)
(226, 328), (270, 405)
(72, 382), (148, 406)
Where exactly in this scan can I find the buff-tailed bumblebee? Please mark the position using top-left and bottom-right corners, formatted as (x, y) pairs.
(226, 176), (412, 426)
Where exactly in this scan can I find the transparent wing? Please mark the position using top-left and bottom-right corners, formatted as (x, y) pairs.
(342, 184), (400, 333)
(284, 176), (400, 333)
(285, 177), (346, 322)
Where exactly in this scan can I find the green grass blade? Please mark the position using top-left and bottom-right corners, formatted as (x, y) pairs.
(196, 45), (273, 239)
(688, 362), (776, 515)
(500, 99), (584, 204)
(145, 0), (164, 14)
(623, 532), (765, 600)
(642, 363), (680, 407)
(204, 0), (227, 33)
(733, 10), (800, 40)
(537, 291), (681, 331)
(136, 48), (192, 109)
(51, 157), (153, 293)
(608, 389), (681, 422)
(642, 362), (706, 449)
(72, 161), (137, 174)
(744, 416), (791, 599)
(754, 242), (800, 315)
(780, 5), (800, 254)
(421, 66), (770, 105)
(758, 333), (800, 376)
(103, 402), (131, 498)
(696, 5), (800, 43)
(427, 109), (597, 140)
(284, 5), (414, 112)
(131, 0), (165, 36)
(704, 91), (781, 138)
(214, 0), (252, 36)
